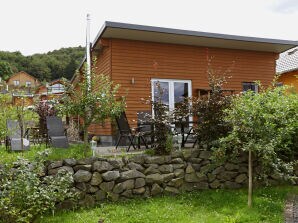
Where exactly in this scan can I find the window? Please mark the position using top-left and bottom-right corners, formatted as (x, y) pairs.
(13, 80), (20, 86)
(26, 81), (31, 87)
(242, 82), (258, 93)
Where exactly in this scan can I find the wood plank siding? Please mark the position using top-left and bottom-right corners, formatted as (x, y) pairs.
(88, 38), (277, 136)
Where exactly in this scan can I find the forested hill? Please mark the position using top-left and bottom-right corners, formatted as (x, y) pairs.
(0, 46), (85, 81)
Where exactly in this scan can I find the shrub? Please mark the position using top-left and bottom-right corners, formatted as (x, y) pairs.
(0, 150), (76, 223)
(192, 73), (232, 149)
(214, 84), (298, 207)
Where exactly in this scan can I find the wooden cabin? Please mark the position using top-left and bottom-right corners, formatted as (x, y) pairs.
(72, 21), (298, 145)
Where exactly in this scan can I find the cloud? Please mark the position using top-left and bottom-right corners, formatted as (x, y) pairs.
(273, 0), (298, 13)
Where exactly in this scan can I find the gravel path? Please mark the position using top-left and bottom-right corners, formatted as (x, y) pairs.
(285, 195), (298, 223)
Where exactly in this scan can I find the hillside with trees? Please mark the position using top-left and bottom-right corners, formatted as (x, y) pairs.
(0, 46), (85, 81)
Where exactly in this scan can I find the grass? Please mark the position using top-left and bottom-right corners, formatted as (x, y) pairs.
(0, 143), (91, 164)
(36, 186), (298, 223)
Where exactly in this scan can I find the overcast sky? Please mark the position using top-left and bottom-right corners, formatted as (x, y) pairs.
(0, 0), (298, 56)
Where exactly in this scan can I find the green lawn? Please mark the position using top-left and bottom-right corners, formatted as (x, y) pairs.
(0, 143), (91, 164)
(37, 186), (297, 223)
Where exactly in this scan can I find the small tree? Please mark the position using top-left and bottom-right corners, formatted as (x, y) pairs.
(35, 100), (57, 135)
(215, 84), (298, 207)
(61, 63), (125, 156)
(192, 73), (232, 149)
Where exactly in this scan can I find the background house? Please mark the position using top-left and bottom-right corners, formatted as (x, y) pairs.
(276, 47), (298, 92)
(36, 78), (68, 101)
(72, 21), (298, 146)
(6, 71), (40, 106)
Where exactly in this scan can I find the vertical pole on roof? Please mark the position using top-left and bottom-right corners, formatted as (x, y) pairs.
(86, 14), (91, 91)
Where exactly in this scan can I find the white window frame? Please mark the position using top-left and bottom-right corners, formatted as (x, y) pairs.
(13, 80), (20, 86)
(151, 78), (193, 122)
(25, 81), (31, 87)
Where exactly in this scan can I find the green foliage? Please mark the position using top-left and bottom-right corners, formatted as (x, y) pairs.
(0, 144), (91, 165)
(0, 150), (76, 223)
(215, 85), (298, 178)
(0, 47), (84, 81)
(60, 62), (125, 155)
(192, 73), (232, 149)
(0, 61), (13, 80)
(37, 186), (298, 223)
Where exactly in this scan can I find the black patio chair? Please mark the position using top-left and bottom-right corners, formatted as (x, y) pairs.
(115, 112), (149, 151)
(46, 116), (69, 148)
(137, 110), (153, 147)
(6, 120), (30, 151)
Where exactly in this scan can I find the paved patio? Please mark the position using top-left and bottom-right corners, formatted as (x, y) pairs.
(93, 146), (147, 157)
(285, 195), (298, 223)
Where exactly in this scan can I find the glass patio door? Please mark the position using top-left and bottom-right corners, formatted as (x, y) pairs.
(151, 79), (192, 113)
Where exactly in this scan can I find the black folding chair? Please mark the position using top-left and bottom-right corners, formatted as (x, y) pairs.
(115, 112), (148, 151)
(6, 120), (30, 151)
(46, 116), (69, 148)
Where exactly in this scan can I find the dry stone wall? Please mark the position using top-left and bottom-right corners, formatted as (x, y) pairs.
(46, 149), (297, 207)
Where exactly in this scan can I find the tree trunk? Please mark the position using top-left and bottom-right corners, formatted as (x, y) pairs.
(248, 149), (253, 208)
(83, 127), (89, 157)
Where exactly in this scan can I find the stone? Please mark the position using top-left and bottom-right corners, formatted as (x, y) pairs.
(168, 177), (184, 188)
(109, 159), (123, 169)
(159, 164), (173, 173)
(48, 161), (63, 169)
(188, 158), (202, 164)
(271, 173), (282, 180)
(102, 171), (120, 181)
(164, 186), (180, 194)
(120, 169), (145, 180)
(207, 173), (216, 182)
(77, 157), (98, 165)
(57, 166), (74, 175)
(194, 182), (209, 190)
(56, 199), (76, 210)
(151, 183), (163, 196)
(73, 170), (92, 183)
(95, 190), (106, 201)
(145, 156), (165, 164)
(182, 150), (192, 160)
(128, 162), (144, 172)
(201, 160), (210, 166)
(87, 185), (99, 193)
(63, 158), (77, 166)
(93, 161), (113, 173)
(164, 155), (172, 164)
(73, 164), (92, 172)
(133, 187), (146, 194)
(181, 183), (195, 192)
(145, 165), (160, 175)
(163, 173), (175, 182)
(76, 182), (87, 191)
(129, 155), (146, 164)
(113, 183), (125, 194)
(108, 193), (119, 202)
(90, 172), (103, 186)
(135, 178), (146, 188)
(174, 169), (184, 178)
(171, 158), (184, 164)
(212, 166), (225, 175)
(113, 180), (135, 194)
(199, 151), (212, 159)
(146, 173), (164, 184)
(48, 168), (60, 175)
(196, 173), (208, 182)
(79, 194), (95, 207)
(190, 149), (200, 158)
(218, 171), (238, 181)
(185, 164), (195, 174)
(225, 163), (239, 171)
(185, 173), (200, 183)
(171, 150), (183, 158)
(239, 166), (248, 173)
(224, 181), (241, 189)
(200, 165), (211, 174)
(99, 181), (115, 192)
(235, 174), (247, 184)
(210, 179), (221, 189)
(172, 164), (185, 169)
(121, 190), (133, 198)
